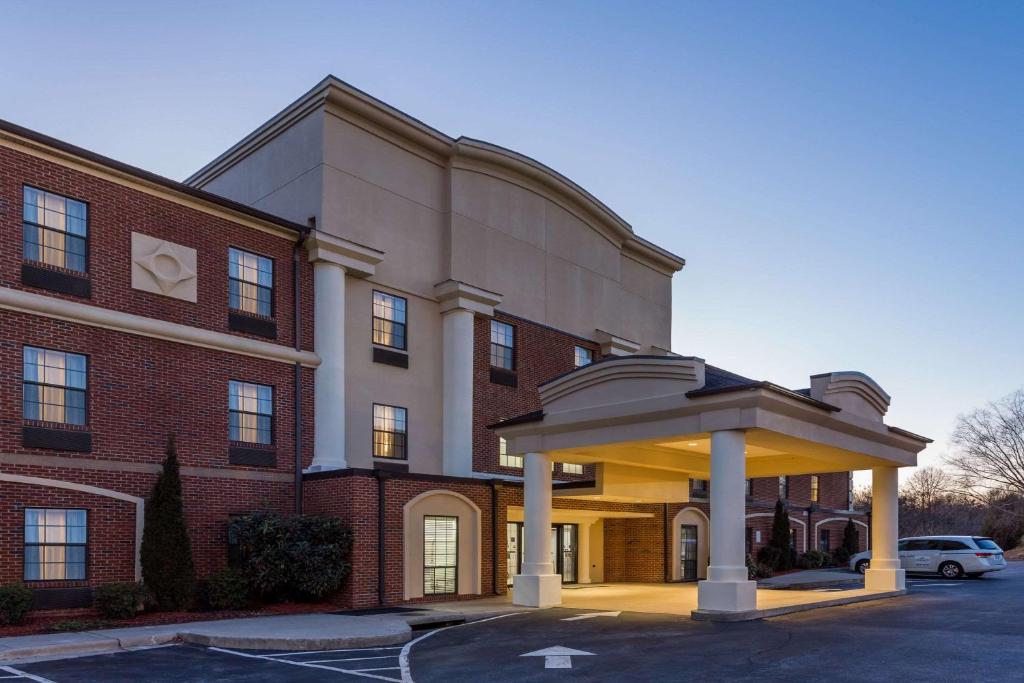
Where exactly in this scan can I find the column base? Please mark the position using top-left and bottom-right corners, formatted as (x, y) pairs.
(513, 574), (562, 608)
(697, 579), (757, 612)
(865, 567), (905, 591)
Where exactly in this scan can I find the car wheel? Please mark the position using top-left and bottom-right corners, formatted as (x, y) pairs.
(939, 561), (964, 579)
(855, 559), (869, 574)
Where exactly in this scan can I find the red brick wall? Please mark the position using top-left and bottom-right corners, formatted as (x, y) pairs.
(0, 145), (314, 351)
(472, 312), (599, 478)
(0, 145), (312, 596)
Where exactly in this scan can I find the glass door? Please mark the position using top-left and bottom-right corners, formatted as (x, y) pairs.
(550, 523), (578, 584)
(509, 522), (578, 585)
(506, 522), (522, 586)
(680, 524), (699, 581)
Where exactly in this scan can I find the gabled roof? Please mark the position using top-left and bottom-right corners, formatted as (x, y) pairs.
(0, 118), (309, 236)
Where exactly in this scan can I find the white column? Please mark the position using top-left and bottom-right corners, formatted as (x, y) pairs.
(310, 260), (347, 470)
(513, 452), (561, 607)
(697, 430), (757, 613)
(441, 308), (474, 476)
(577, 521), (592, 584)
(865, 466), (905, 591)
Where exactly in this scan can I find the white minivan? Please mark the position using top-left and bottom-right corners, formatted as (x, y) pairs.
(849, 536), (1007, 579)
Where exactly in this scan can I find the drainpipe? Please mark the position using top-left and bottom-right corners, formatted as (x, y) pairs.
(491, 480), (499, 595)
(376, 471), (387, 606)
(292, 218), (314, 515)
(806, 506), (813, 553)
(663, 503), (670, 583)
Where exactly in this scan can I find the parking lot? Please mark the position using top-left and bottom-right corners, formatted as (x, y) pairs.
(6, 563), (1023, 682)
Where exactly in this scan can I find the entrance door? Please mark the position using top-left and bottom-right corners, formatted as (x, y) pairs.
(508, 522), (578, 585)
(680, 524), (699, 581)
(506, 522), (522, 586)
(553, 524), (578, 584)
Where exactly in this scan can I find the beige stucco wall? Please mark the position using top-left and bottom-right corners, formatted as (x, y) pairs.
(344, 277), (444, 473)
(189, 83), (682, 475)
(199, 109), (326, 225)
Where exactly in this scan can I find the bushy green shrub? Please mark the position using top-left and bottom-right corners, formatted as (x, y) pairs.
(205, 568), (251, 610)
(746, 554), (774, 579)
(141, 435), (196, 611)
(797, 549), (830, 569)
(831, 546), (851, 566)
(757, 545), (784, 570)
(0, 584), (33, 625)
(764, 499), (798, 570)
(842, 518), (861, 556)
(231, 512), (353, 601)
(94, 582), (148, 619)
(49, 619), (112, 632)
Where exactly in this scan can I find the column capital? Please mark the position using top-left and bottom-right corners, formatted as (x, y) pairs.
(434, 279), (502, 316)
(594, 329), (640, 356)
(305, 230), (383, 277)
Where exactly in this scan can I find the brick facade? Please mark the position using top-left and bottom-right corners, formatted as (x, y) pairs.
(472, 311), (599, 479)
(0, 136), (312, 606)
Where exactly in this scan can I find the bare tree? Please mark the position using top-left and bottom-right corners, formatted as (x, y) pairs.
(901, 466), (950, 509)
(945, 388), (1024, 507)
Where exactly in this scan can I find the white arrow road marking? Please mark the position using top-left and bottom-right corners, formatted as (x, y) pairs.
(521, 646), (595, 669)
(561, 611), (621, 621)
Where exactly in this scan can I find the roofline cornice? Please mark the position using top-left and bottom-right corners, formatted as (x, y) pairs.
(0, 120), (306, 240)
(186, 75), (685, 275)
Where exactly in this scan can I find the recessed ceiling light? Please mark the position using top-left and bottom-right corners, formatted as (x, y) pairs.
(688, 442), (698, 447)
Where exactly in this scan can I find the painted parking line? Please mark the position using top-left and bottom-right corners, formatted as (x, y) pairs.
(0, 666), (57, 683)
(210, 646), (403, 682)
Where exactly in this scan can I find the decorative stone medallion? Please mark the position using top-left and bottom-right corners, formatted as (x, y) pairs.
(130, 232), (197, 302)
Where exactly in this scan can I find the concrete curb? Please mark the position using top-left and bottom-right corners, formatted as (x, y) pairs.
(759, 577), (865, 590)
(691, 589), (907, 622)
(177, 613), (411, 651)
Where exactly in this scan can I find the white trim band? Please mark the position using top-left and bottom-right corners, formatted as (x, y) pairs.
(0, 286), (320, 367)
(0, 473), (145, 581)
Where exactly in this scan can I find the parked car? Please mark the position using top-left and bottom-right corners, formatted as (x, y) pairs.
(849, 536), (1007, 579)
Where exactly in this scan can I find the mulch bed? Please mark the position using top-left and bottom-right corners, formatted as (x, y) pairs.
(0, 600), (335, 638)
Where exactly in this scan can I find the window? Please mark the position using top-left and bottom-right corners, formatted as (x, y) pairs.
(23, 186), (88, 273)
(847, 472), (854, 509)
(779, 476), (790, 500)
(810, 475), (820, 503)
(228, 248), (273, 317)
(373, 404), (407, 459)
(790, 527), (798, 550)
(24, 508), (87, 581)
(372, 291), (407, 350)
(939, 539), (969, 551)
(423, 515), (457, 595)
(745, 526), (753, 556)
(23, 347), (87, 425)
(745, 478), (753, 497)
(490, 320), (515, 370)
(692, 479), (708, 495)
(499, 437), (522, 468)
(229, 380), (273, 444)
(574, 346), (593, 368)
(562, 463), (583, 475)
(818, 528), (831, 553)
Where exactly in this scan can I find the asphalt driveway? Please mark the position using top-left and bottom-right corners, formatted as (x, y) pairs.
(9, 563), (1024, 682)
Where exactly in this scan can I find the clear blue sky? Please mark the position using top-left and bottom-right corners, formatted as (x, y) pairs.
(3, 1), (1021, 481)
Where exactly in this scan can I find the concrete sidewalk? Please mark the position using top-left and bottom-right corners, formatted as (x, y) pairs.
(758, 568), (864, 590)
(0, 604), (523, 664)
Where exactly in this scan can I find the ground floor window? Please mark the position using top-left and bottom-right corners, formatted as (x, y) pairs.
(745, 526), (753, 556)
(818, 528), (831, 552)
(24, 508), (87, 580)
(423, 515), (458, 595)
(561, 462), (583, 475)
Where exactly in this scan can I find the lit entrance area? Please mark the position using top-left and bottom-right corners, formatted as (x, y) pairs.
(494, 356), (930, 616)
(506, 522), (578, 585)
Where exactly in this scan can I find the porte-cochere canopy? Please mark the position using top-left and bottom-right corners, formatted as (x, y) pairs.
(492, 355), (930, 615)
